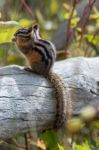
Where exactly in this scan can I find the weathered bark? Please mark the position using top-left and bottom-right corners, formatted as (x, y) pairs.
(0, 57), (99, 139)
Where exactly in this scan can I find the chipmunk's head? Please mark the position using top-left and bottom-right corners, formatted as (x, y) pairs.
(12, 27), (32, 45)
(12, 25), (40, 54)
(12, 25), (40, 50)
(12, 25), (40, 44)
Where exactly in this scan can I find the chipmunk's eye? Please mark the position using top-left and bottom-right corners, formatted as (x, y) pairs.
(21, 26), (32, 34)
(14, 28), (24, 36)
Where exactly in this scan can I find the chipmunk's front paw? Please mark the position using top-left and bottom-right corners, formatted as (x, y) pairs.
(24, 67), (33, 72)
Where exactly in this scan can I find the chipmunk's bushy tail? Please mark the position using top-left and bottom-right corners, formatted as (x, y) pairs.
(47, 71), (72, 129)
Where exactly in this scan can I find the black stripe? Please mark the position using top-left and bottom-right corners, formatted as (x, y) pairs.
(39, 39), (56, 55)
(18, 30), (30, 34)
(16, 33), (31, 38)
(15, 27), (32, 36)
(35, 42), (53, 60)
(34, 42), (54, 70)
(39, 39), (50, 45)
(33, 46), (49, 65)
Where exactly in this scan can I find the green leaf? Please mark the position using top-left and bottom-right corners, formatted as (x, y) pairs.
(63, 12), (70, 19)
(75, 143), (91, 150)
(92, 120), (99, 129)
(35, 9), (44, 25)
(50, 0), (58, 15)
(58, 144), (64, 150)
(0, 21), (20, 44)
(41, 130), (58, 150)
(71, 17), (80, 28)
(19, 19), (33, 27)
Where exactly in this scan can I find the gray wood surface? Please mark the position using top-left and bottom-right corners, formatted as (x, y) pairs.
(0, 57), (99, 139)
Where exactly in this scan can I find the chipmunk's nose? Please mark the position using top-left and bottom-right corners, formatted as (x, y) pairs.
(12, 37), (16, 42)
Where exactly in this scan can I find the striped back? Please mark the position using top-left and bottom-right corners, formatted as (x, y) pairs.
(33, 25), (56, 72)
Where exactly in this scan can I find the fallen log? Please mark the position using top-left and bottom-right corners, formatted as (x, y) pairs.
(0, 57), (99, 139)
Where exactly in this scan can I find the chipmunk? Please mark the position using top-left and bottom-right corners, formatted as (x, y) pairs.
(12, 24), (70, 129)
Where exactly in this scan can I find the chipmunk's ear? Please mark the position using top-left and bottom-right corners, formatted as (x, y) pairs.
(27, 26), (32, 32)
(33, 24), (39, 30)
(31, 24), (41, 40)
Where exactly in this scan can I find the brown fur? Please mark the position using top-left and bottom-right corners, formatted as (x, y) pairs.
(25, 50), (42, 65)
(15, 37), (32, 48)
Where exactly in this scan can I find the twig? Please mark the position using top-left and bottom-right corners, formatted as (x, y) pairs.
(85, 28), (99, 56)
(77, 0), (96, 46)
(21, 0), (34, 19)
(24, 133), (29, 150)
(65, 0), (77, 54)
(5, 138), (26, 149)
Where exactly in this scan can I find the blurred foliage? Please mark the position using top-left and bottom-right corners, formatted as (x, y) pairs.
(0, 0), (98, 150)
(40, 106), (99, 150)
(0, 0), (98, 66)
(0, 0), (99, 65)
(0, 0), (67, 66)
(0, 21), (20, 43)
